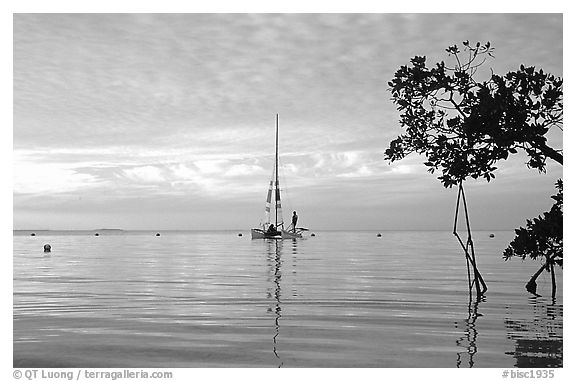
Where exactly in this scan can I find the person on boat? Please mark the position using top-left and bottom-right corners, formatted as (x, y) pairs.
(267, 224), (277, 234)
(292, 211), (298, 232)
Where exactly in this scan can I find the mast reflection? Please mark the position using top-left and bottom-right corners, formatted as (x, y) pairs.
(266, 240), (283, 367)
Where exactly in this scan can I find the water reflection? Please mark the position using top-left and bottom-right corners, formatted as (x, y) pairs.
(455, 296), (484, 368)
(290, 239), (299, 297)
(505, 298), (563, 368)
(14, 231), (563, 367)
(266, 240), (283, 367)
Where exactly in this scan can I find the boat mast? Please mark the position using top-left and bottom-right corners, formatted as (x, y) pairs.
(275, 113), (279, 228)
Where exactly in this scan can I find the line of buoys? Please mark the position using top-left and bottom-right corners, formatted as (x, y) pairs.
(43, 244), (51, 253)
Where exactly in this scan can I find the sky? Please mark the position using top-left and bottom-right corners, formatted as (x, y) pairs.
(12, 13), (563, 231)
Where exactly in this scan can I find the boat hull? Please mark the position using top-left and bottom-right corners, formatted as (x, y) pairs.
(281, 230), (303, 239)
(251, 228), (282, 239)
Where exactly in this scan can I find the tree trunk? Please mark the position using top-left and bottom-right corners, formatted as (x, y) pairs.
(526, 264), (545, 296)
(526, 254), (559, 297)
(550, 261), (557, 299)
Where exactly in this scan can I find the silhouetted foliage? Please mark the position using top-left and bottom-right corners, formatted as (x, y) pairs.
(385, 41), (563, 188)
(504, 179), (563, 296)
(504, 179), (563, 263)
(385, 42), (563, 296)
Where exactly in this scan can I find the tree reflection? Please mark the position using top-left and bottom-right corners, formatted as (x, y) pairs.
(505, 299), (563, 367)
(455, 296), (484, 368)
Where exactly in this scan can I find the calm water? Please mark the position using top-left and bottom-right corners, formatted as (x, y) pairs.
(13, 230), (562, 368)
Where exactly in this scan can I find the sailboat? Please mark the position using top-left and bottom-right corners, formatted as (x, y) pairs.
(251, 115), (308, 239)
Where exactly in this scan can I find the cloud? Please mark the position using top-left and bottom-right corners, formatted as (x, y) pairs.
(224, 164), (266, 177)
(13, 161), (106, 195)
(122, 166), (165, 183)
(12, 14), (563, 230)
(193, 160), (227, 175)
(389, 164), (416, 175)
(337, 165), (373, 178)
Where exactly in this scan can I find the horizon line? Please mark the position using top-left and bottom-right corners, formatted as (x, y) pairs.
(13, 228), (513, 232)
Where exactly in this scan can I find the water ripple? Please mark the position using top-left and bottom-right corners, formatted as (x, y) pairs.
(13, 231), (562, 367)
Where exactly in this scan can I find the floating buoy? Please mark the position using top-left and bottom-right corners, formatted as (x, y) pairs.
(43, 244), (51, 253)
(30, 233), (36, 236)
(311, 233), (316, 237)
(95, 233), (99, 236)
(377, 233), (382, 237)
(238, 233), (243, 237)
(156, 233), (161, 236)
(489, 234), (495, 238)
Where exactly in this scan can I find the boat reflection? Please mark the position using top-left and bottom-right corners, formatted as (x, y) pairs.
(505, 298), (563, 367)
(266, 240), (284, 367)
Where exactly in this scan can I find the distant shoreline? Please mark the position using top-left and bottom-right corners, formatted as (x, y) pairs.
(13, 229), (514, 233)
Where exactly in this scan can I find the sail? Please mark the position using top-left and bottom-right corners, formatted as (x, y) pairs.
(263, 171), (274, 228)
(274, 168), (283, 228)
(263, 167), (283, 229)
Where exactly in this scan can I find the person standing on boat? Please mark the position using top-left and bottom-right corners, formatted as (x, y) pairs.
(292, 211), (298, 232)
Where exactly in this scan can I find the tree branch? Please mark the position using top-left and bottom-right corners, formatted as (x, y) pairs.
(530, 142), (563, 165)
